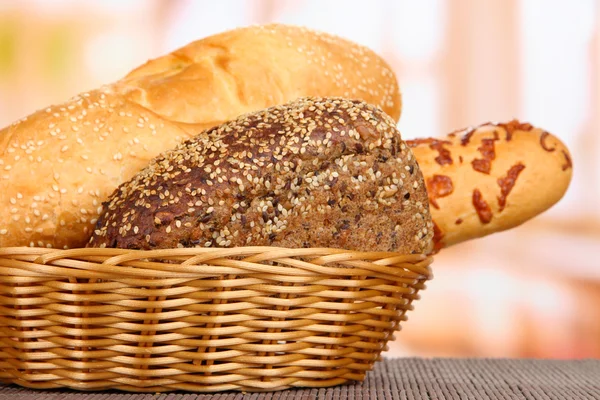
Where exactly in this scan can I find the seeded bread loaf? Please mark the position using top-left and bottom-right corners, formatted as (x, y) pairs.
(407, 120), (573, 252)
(0, 24), (402, 250)
(88, 98), (433, 254)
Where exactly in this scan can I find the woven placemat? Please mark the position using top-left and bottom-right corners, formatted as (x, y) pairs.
(0, 358), (598, 400)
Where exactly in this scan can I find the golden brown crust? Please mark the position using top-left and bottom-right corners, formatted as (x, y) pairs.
(88, 98), (432, 254)
(121, 24), (402, 126)
(407, 120), (572, 250)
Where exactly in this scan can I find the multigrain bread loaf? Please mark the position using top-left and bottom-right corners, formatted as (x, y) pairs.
(87, 98), (433, 254)
(407, 120), (573, 252)
(0, 24), (402, 250)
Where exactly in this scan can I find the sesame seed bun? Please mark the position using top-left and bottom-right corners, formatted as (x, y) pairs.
(0, 24), (401, 249)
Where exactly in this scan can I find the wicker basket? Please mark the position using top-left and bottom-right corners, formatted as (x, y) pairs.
(0, 246), (433, 393)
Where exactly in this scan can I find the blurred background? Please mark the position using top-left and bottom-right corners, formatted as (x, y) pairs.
(0, 0), (598, 359)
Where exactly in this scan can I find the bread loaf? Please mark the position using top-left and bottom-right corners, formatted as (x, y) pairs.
(407, 120), (573, 252)
(88, 98), (433, 254)
(120, 23), (402, 131)
(0, 24), (401, 249)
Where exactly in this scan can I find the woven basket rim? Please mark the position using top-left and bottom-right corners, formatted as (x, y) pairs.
(0, 245), (427, 256)
(0, 246), (434, 280)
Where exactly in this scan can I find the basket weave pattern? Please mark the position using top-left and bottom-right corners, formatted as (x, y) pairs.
(0, 246), (433, 392)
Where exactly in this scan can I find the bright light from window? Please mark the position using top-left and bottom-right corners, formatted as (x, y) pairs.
(164, 0), (258, 53)
(398, 77), (440, 139)
(390, 0), (446, 62)
(85, 30), (141, 83)
(274, 0), (385, 53)
(519, 0), (595, 147)
(519, 0), (596, 218)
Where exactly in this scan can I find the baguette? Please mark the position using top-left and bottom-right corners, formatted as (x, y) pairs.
(0, 24), (401, 249)
(119, 23), (401, 130)
(87, 98), (433, 254)
(407, 120), (573, 252)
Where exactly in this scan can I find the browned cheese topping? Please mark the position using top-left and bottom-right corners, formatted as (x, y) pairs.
(497, 163), (526, 212)
(562, 150), (572, 171)
(88, 98), (433, 254)
(431, 220), (444, 254)
(406, 138), (453, 166)
(426, 174), (454, 209)
(471, 132), (499, 174)
(460, 127), (476, 146)
(498, 120), (534, 141)
(540, 131), (556, 152)
(472, 189), (493, 224)
(456, 122), (492, 146)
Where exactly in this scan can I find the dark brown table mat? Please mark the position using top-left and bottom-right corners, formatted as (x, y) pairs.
(0, 358), (598, 400)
